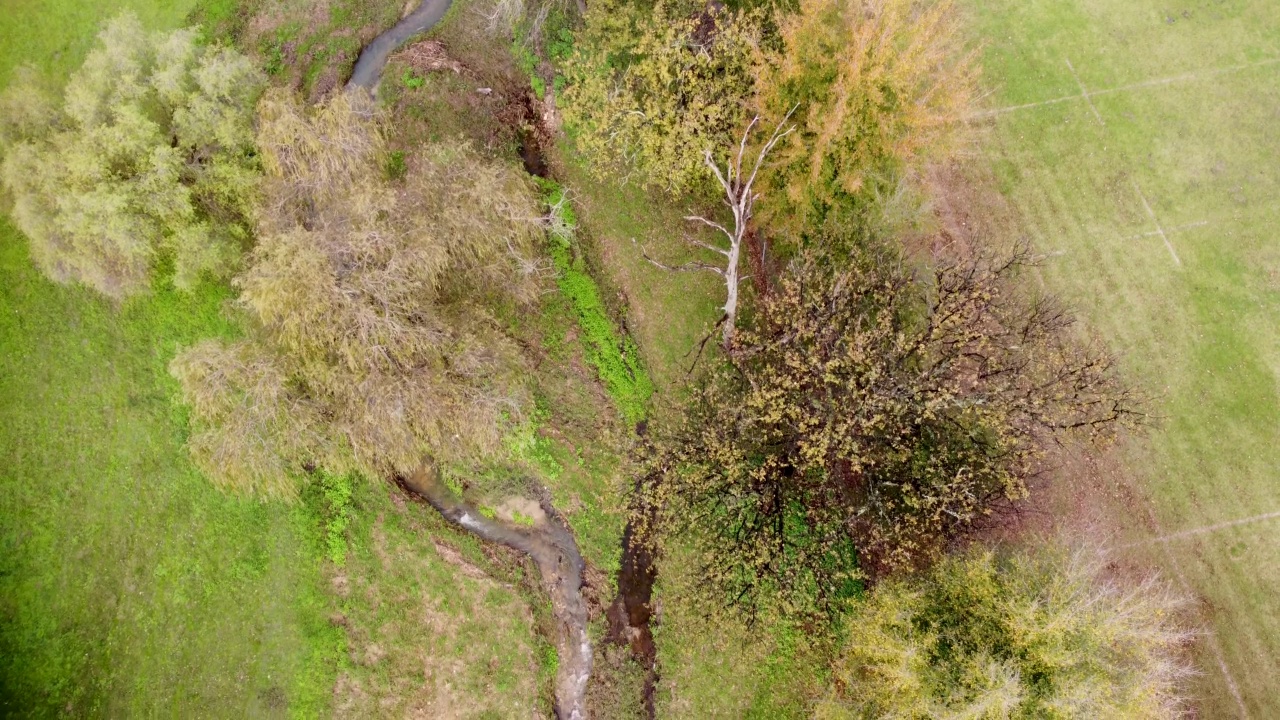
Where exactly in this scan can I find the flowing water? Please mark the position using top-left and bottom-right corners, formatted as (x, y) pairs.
(347, 0), (455, 91)
(346, 4), (594, 716)
(401, 467), (592, 720)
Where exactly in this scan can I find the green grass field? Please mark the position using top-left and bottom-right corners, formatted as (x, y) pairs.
(0, 1), (555, 716)
(0, 4), (339, 714)
(967, 1), (1280, 715)
(0, 224), (338, 715)
(0, 0), (201, 88)
(8, 0), (1278, 714)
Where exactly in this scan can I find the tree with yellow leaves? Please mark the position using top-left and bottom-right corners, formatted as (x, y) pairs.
(171, 92), (546, 498)
(560, 0), (761, 194)
(818, 547), (1192, 719)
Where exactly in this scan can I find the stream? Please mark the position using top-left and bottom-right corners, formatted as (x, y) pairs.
(343, 4), (665, 717)
(347, 0), (455, 91)
(401, 466), (591, 720)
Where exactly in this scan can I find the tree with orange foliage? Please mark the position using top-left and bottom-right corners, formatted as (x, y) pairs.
(754, 0), (978, 235)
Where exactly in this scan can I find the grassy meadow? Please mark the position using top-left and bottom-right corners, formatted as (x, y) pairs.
(0, 0), (558, 716)
(0, 5), (333, 715)
(0, 224), (336, 715)
(967, 1), (1280, 715)
(6, 0), (1277, 714)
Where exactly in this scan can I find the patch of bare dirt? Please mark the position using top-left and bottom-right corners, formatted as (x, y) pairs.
(495, 496), (548, 526)
(395, 40), (465, 75)
(916, 159), (1023, 263)
(429, 539), (495, 581)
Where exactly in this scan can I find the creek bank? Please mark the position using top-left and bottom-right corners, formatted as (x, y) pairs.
(400, 466), (592, 720)
(346, 3), (594, 717)
(605, 508), (659, 718)
(345, 1), (666, 714)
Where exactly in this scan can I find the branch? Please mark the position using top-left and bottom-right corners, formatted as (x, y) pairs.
(742, 105), (799, 197)
(684, 313), (729, 375)
(702, 148), (734, 199)
(734, 115), (761, 186)
(683, 216), (734, 248)
(633, 238), (724, 274)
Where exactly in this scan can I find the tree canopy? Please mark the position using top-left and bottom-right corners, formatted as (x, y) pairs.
(560, 0), (761, 194)
(817, 547), (1191, 719)
(754, 0), (977, 234)
(0, 13), (263, 298)
(649, 235), (1140, 614)
(172, 92), (545, 498)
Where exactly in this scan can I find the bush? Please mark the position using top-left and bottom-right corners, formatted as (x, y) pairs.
(0, 13), (263, 298)
(817, 547), (1192, 719)
(560, 0), (760, 194)
(754, 0), (977, 234)
(649, 236), (1141, 614)
(172, 92), (546, 497)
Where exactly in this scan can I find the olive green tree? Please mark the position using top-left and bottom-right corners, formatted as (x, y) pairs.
(648, 237), (1141, 614)
(0, 13), (263, 298)
(754, 0), (978, 234)
(817, 547), (1192, 719)
(171, 92), (545, 498)
(560, 0), (761, 194)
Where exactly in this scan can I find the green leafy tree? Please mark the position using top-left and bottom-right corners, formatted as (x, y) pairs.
(754, 0), (977, 234)
(172, 92), (545, 498)
(0, 13), (263, 298)
(560, 0), (761, 194)
(648, 237), (1140, 614)
(817, 547), (1192, 719)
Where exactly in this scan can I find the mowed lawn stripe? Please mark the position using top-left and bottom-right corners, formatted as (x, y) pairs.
(967, 1), (1280, 716)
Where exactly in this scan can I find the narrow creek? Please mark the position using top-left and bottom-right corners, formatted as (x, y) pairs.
(347, 0), (455, 91)
(345, 3), (668, 716)
(401, 466), (591, 720)
(345, 4), (594, 718)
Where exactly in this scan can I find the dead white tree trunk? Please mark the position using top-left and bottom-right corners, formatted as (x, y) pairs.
(638, 112), (794, 349)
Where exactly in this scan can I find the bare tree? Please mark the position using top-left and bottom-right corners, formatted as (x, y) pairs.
(639, 111), (794, 348)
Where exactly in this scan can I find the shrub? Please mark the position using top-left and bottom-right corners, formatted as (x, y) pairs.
(173, 92), (545, 497)
(0, 13), (264, 298)
(649, 236), (1141, 614)
(817, 547), (1192, 719)
(754, 0), (977, 234)
(560, 0), (761, 194)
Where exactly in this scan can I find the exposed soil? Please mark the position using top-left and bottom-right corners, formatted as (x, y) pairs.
(605, 515), (659, 718)
(516, 91), (551, 178)
(395, 39), (465, 75)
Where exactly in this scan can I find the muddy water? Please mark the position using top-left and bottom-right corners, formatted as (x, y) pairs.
(401, 466), (592, 720)
(347, 0), (454, 91)
(349, 7), (595, 716)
